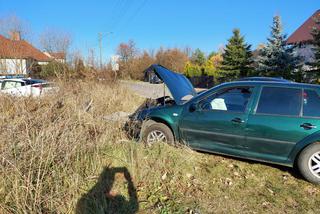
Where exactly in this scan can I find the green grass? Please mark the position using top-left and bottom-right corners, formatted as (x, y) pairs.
(0, 80), (319, 213)
(88, 142), (319, 214)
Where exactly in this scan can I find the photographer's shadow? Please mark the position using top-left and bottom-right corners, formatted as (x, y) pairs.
(76, 167), (139, 214)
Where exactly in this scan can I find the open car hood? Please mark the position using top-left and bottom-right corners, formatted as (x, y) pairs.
(148, 64), (197, 105)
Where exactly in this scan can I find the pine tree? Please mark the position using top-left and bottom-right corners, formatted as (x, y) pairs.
(311, 18), (320, 71)
(191, 48), (206, 66)
(257, 15), (300, 79)
(220, 28), (253, 80)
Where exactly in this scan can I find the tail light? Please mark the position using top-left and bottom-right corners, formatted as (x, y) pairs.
(32, 84), (43, 91)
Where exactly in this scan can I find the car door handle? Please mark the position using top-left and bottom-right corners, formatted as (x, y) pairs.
(231, 117), (244, 123)
(300, 123), (317, 130)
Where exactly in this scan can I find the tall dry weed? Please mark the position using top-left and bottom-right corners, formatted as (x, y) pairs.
(0, 80), (143, 213)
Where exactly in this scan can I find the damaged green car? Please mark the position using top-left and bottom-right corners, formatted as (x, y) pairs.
(128, 64), (320, 184)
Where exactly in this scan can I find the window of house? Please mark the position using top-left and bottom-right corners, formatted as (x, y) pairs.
(256, 87), (302, 116)
(303, 89), (320, 117)
(199, 87), (253, 113)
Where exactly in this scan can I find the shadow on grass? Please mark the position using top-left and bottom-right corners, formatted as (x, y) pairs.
(196, 150), (304, 181)
(76, 167), (139, 214)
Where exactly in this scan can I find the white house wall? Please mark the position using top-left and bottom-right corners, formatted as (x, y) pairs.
(0, 58), (27, 74)
(38, 61), (49, 65)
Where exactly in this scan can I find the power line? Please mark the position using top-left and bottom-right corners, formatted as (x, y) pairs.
(114, 0), (149, 33)
(89, 0), (149, 60)
(108, 0), (132, 32)
(89, 0), (130, 48)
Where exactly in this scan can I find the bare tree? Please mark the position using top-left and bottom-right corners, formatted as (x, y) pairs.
(116, 40), (137, 63)
(155, 47), (189, 73)
(0, 14), (31, 40)
(39, 28), (72, 54)
(0, 14), (35, 75)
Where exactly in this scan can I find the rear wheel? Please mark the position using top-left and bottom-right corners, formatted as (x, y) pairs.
(297, 143), (320, 184)
(142, 122), (174, 145)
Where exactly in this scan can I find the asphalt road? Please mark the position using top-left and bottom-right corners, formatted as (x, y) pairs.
(121, 80), (172, 99)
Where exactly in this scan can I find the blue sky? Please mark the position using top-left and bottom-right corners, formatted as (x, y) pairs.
(0, 0), (319, 62)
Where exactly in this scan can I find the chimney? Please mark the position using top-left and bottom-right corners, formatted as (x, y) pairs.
(9, 31), (21, 41)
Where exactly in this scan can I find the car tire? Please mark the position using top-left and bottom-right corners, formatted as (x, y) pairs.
(142, 122), (174, 145)
(297, 142), (320, 184)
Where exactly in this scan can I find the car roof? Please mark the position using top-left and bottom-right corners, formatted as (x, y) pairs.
(1, 78), (25, 82)
(1, 78), (46, 83)
(226, 80), (320, 89)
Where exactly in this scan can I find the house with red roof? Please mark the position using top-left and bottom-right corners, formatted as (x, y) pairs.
(287, 9), (320, 69)
(0, 31), (51, 75)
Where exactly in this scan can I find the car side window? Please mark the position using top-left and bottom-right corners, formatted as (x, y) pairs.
(303, 89), (320, 117)
(199, 87), (253, 113)
(256, 87), (302, 116)
(2, 81), (22, 90)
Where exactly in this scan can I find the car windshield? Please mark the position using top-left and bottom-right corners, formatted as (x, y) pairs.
(23, 79), (46, 85)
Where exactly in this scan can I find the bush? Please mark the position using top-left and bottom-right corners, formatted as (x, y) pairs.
(38, 61), (70, 79)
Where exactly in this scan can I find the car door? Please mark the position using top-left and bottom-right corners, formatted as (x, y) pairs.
(244, 86), (320, 164)
(179, 86), (255, 153)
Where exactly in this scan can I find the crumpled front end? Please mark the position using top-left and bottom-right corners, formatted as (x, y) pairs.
(124, 96), (176, 140)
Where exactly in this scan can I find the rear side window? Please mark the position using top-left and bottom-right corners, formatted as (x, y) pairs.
(256, 87), (302, 116)
(303, 90), (320, 117)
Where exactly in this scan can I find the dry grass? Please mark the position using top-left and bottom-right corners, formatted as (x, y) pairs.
(0, 80), (319, 214)
(0, 80), (143, 213)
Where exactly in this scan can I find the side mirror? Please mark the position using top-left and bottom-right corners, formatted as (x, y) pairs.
(189, 103), (198, 112)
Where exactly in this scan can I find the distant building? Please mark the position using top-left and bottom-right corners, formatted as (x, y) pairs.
(0, 32), (51, 75)
(44, 51), (66, 63)
(287, 9), (320, 69)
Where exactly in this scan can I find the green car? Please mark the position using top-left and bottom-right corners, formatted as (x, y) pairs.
(129, 65), (320, 184)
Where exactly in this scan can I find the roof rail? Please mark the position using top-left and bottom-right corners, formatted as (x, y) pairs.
(237, 77), (292, 82)
(0, 74), (25, 79)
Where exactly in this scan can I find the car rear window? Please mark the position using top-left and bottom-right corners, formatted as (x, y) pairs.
(24, 79), (46, 85)
(303, 89), (320, 117)
(256, 87), (302, 116)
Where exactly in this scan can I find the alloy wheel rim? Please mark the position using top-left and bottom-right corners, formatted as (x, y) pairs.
(308, 151), (320, 179)
(147, 130), (167, 144)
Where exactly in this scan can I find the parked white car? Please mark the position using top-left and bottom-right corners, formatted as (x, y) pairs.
(0, 78), (56, 97)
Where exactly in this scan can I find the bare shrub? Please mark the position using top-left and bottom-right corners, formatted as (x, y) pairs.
(115, 40), (189, 80)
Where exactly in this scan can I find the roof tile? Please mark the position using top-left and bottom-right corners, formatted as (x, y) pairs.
(287, 10), (320, 44)
(0, 35), (51, 61)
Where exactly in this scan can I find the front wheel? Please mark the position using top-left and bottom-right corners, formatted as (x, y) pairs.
(142, 122), (174, 145)
(297, 143), (320, 184)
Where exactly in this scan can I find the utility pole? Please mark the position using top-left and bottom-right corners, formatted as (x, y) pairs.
(98, 32), (102, 70)
(98, 32), (113, 70)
